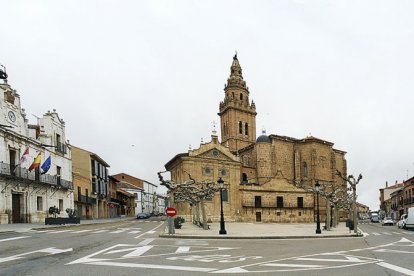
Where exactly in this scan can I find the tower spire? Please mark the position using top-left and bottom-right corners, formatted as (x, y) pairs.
(227, 53), (246, 89)
(218, 54), (257, 153)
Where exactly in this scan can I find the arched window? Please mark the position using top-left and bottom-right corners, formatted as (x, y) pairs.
(239, 121), (243, 134)
(240, 93), (243, 101)
(303, 162), (308, 177)
(232, 92), (235, 98)
(245, 123), (248, 135)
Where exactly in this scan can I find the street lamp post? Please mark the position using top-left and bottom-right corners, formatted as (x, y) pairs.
(315, 181), (321, 234)
(217, 177), (227, 235)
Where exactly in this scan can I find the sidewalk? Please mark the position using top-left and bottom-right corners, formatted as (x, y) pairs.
(160, 222), (362, 239)
(0, 217), (135, 234)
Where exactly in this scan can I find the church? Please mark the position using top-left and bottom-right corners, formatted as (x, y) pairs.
(165, 54), (347, 223)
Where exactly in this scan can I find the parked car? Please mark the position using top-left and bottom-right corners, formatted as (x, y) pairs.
(371, 215), (379, 223)
(136, 213), (150, 219)
(397, 214), (408, 229)
(382, 217), (394, 226)
(405, 207), (414, 229)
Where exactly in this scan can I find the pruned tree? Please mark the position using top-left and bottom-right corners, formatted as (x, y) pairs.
(157, 171), (219, 230)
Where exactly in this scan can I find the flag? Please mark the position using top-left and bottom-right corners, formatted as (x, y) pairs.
(20, 147), (29, 164)
(41, 156), (51, 174)
(28, 153), (41, 172)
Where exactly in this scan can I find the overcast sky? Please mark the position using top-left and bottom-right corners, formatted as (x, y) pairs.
(1, 1), (413, 210)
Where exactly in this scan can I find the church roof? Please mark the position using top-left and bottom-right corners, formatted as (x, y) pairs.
(256, 130), (271, 143)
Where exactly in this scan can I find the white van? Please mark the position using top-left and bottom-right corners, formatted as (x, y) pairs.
(405, 207), (414, 229)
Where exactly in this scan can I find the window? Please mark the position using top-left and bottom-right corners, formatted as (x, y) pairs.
(77, 187), (81, 201)
(135, 193), (138, 199)
(240, 93), (243, 101)
(277, 196), (284, 208)
(37, 196), (43, 211)
(255, 196), (262, 208)
(232, 92), (234, 98)
(245, 123), (248, 135)
(220, 169), (227, 177)
(56, 166), (61, 186)
(303, 162), (308, 177)
(239, 121), (243, 134)
(59, 199), (63, 212)
(297, 197), (304, 208)
(222, 189), (228, 202)
(242, 173), (248, 184)
(203, 167), (212, 176)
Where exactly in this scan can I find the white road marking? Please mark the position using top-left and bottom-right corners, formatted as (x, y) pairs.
(294, 256), (366, 263)
(262, 263), (326, 268)
(138, 238), (155, 246)
(109, 230), (126, 234)
(71, 230), (93, 233)
(134, 222), (164, 239)
(87, 261), (216, 272)
(46, 230), (73, 234)
(382, 232), (392, 235)
(374, 249), (414, 254)
(128, 230), (141, 234)
(175, 239), (209, 246)
(122, 246), (153, 257)
(0, 247), (73, 263)
(34, 230), (55, 233)
(93, 230), (109, 233)
(377, 262), (414, 275)
(359, 228), (369, 237)
(0, 236), (30, 242)
(175, 246), (190, 253)
(392, 232), (401, 235)
(372, 232), (381, 236)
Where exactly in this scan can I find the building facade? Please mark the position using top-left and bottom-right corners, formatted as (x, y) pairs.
(165, 55), (348, 223)
(380, 180), (404, 219)
(112, 173), (159, 215)
(72, 146), (109, 219)
(0, 78), (73, 224)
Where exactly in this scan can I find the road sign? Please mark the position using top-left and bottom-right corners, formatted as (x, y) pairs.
(166, 207), (177, 217)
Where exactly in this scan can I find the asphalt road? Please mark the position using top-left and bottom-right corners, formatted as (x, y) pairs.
(1, 218), (413, 276)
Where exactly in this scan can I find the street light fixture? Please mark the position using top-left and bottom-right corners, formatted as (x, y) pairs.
(315, 181), (322, 234)
(217, 177), (227, 235)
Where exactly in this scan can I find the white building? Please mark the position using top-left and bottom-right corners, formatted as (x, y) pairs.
(0, 78), (73, 224)
(157, 194), (167, 215)
(143, 180), (157, 215)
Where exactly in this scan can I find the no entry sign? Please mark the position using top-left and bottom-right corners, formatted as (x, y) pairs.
(166, 207), (177, 217)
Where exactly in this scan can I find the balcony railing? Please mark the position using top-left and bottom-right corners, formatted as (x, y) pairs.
(110, 198), (125, 205)
(56, 141), (67, 154)
(75, 195), (96, 205)
(404, 198), (414, 205)
(242, 201), (314, 209)
(0, 162), (73, 190)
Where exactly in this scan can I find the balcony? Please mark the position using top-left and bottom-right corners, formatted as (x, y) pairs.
(0, 162), (73, 190)
(76, 195), (96, 205)
(110, 198), (125, 205)
(404, 198), (414, 205)
(56, 141), (67, 154)
(242, 201), (313, 209)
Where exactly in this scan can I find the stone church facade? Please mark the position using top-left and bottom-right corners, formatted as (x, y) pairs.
(165, 55), (347, 223)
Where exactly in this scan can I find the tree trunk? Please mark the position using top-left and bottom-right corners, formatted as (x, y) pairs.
(325, 198), (331, 231)
(200, 199), (208, 230)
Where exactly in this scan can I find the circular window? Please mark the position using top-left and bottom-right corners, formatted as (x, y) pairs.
(212, 150), (219, 157)
(204, 167), (212, 175)
(220, 169), (227, 176)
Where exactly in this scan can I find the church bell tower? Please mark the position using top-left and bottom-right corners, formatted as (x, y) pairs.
(218, 54), (257, 153)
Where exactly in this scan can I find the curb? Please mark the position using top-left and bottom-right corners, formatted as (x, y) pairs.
(159, 233), (362, 239)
